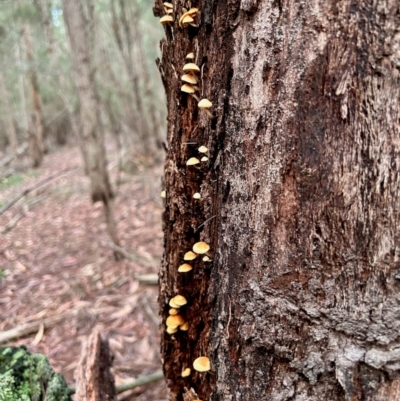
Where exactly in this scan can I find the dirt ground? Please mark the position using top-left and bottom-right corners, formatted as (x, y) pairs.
(0, 145), (167, 400)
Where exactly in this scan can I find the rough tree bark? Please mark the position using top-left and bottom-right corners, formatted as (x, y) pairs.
(24, 25), (45, 168)
(62, 0), (122, 256)
(156, 1), (400, 400)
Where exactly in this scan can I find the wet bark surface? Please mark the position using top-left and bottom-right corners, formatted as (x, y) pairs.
(156, 0), (400, 400)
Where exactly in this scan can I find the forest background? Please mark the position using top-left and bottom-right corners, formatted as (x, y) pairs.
(0, 0), (168, 399)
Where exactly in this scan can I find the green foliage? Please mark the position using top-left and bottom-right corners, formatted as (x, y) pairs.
(0, 346), (72, 401)
(0, 172), (38, 191)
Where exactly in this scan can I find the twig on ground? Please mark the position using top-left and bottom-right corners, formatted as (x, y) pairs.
(0, 311), (75, 344)
(1, 194), (48, 234)
(0, 166), (79, 216)
(102, 242), (154, 265)
(135, 274), (159, 286)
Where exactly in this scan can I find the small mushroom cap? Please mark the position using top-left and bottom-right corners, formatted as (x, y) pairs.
(160, 15), (173, 24)
(181, 74), (198, 84)
(198, 99), (212, 108)
(166, 326), (178, 334)
(193, 356), (211, 372)
(166, 314), (185, 328)
(165, 8), (173, 14)
(203, 255), (211, 262)
(198, 145), (208, 153)
(173, 295), (187, 306)
(201, 156), (208, 162)
(178, 263), (193, 273)
(187, 7), (199, 15)
(193, 241), (210, 254)
(169, 298), (180, 308)
(186, 157), (200, 166)
(169, 308), (179, 315)
(184, 251), (197, 261)
(181, 84), (195, 94)
(180, 322), (189, 331)
(193, 192), (201, 199)
(163, 2), (173, 8)
(181, 367), (191, 377)
(160, 190), (166, 198)
(186, 52), (195, 60)
(183, 63), (200, 73)
(181, 14), (194, 25)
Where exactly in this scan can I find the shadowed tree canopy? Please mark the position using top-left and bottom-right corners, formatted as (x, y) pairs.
(156, 0), (400, 400)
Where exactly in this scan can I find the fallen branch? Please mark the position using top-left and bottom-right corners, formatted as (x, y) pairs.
(69, 370), (164, 395)
(102, 242), (154, 265)
(1, 194), (48, 234)
(0, 311), (74, 344)
(0, 143), (29, 169)
(0, 166), (79, 216)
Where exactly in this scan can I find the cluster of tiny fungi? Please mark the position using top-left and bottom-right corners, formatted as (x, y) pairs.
(159, 2), (214, 395)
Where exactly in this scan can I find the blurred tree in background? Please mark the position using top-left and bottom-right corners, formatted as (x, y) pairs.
(0, 0), (166, 166)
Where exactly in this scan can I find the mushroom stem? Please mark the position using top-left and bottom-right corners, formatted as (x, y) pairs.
(203, 109), (215, 119)
(190, 93), (200, 102)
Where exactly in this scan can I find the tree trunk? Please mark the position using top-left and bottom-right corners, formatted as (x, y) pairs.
(24, 25), (45, 168)
(110, 0), (153, 156)
(36, 0), (55, 56)
(62, 0), (113, 204)
(74, 328), (117, 401)
(62, 0), (123, 258)
(156, 1), (400, 400)
(0, 72), (18, 152)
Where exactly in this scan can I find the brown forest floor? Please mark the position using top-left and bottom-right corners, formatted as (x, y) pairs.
(0, 145), (167, 400)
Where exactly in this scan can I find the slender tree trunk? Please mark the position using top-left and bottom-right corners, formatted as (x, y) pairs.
(35, 0), (81, 148)
(24, 25), (45, 167)
(62, 0), (122, 259)
(15, 42), (29, 138)
(36, 0), (54, 56)
(0, 72), (18, 152)
(110, 0), (153, 156)
(156, 1), (400, 400)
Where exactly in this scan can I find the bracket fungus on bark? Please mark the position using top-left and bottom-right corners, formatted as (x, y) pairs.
(184, 251), (197, 260)
(166, 326), (178, 334)
(178, 263), (193, 273)
(180, 322), (189, 331)
(186, 157), (200, 166)
(186, 52), (194, 60)
(181, 83), (195, 94)
(193, 356), (211, 372)
(202, 255), (211, 262)
(201, 156), (208, 162)
(181, 367), (191, 377)
(169, 298), (180, 308)
(183, 63), (200, 73)
(160, 190), (166, 198)
(179, 8), (199, 27)
(160, 15), (173, 25)
(166, 314), (185, 328)
(172, 295), (187, 306)
(181, 74), (198, 84)
(163, 2), (173, 13)
(169, 308), (179, 315)
(198, 98), (214, 119)
(193, 192), (201, 199)
(198, 145), (208, 153)
(193, 242), (210, 254)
